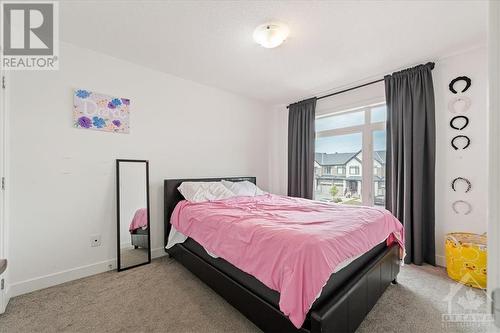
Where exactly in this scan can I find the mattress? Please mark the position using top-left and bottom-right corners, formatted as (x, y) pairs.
(181, 237), (387, 311)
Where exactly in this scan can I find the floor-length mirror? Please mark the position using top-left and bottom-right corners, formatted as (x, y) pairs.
(116, 159), (151, 271)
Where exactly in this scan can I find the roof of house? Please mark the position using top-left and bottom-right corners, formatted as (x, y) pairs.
(315, 152), (359, 166)
(315, 150), (386, 166)
(373, 151), (386, 164)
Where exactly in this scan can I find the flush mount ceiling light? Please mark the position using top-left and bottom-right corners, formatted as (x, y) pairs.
(253, 22), (289, 48)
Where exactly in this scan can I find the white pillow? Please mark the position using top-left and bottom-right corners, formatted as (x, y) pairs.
(178, 182), (235, 203)
(221, 180), (266, 197)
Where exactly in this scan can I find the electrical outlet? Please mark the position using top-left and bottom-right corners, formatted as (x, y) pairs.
(90, 234), (101, 247)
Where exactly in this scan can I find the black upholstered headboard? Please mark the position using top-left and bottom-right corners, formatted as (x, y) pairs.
(163, 177), (256, 251)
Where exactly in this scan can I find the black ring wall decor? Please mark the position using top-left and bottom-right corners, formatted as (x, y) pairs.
(449, 115), (469, 130)
(449, 76), (472, 94)
(452, 177), (472, 193)
(450, 115), (470, 150)
(451, 135), (471, 150)
(448, 76), (472, 216)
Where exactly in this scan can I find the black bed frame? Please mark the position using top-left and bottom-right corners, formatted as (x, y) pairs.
(164, 177), (400, 333)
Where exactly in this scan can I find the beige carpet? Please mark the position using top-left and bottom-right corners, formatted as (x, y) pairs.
(0, 257), (498, 333)
(120, 247), (149, 268)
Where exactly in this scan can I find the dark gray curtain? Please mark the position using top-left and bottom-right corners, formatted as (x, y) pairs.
(288, 98), (317, 199)
(385, 62), (435, 265)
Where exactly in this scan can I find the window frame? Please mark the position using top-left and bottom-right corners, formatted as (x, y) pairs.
(315, 102), (386, 206)
(349, 166), (360, 175)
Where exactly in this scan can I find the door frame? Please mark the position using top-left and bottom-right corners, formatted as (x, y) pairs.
(0, 69), (10, 313)
(488, 0), (500, 321)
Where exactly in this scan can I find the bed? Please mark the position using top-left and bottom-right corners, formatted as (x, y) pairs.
(164, 177), (401, 333)
(130, 208), (149, 249)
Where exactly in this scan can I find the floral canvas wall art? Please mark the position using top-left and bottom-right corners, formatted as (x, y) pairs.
(73, 89), (130, 133)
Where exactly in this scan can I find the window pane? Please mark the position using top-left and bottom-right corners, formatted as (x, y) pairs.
(314, 133), (363, 205)
(373, 130), (386, 207)
(315, 132), (362, 154)
(371, 105), (387, 123)
(316, 111), (364, 132)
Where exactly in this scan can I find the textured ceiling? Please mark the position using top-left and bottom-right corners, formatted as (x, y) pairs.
(60, 0), (488, 105)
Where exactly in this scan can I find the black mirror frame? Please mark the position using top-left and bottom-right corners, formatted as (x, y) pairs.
(116, 159), (151, 272)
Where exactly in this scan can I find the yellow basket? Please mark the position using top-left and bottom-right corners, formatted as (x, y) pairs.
(445, 232), (487, 289)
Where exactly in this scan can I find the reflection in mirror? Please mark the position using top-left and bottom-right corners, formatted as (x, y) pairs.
(116, 160), (151, 271)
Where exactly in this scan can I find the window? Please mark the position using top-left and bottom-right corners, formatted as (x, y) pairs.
(349, 166), (360, 175)
(325, 166), (332, 174)
(314, 103), (387, 206)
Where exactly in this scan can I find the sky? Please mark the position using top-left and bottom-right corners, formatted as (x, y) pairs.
(315, 105), (387, 154)
(315, 131), (386, 153)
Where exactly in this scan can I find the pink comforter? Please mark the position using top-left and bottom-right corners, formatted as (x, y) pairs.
(171, 194), (404, 328)
(129, 208), (148, 232)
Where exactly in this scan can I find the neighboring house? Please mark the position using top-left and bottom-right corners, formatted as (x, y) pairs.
(314, 151), (386, 201)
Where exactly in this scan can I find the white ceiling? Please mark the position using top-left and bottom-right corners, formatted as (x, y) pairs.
(60, 1), (488, 105)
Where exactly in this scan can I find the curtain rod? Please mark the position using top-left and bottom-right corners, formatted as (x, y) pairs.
(286, 78), (384, 109)
(317, 78), (385, 101)
(287, 62), (435, 109)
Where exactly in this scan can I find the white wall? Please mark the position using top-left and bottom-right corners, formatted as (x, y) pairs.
(7, 43), (271, 296)
(434, 46), (488, 266)
(315, 81), (385, 117)
(267, 105), (288, 195)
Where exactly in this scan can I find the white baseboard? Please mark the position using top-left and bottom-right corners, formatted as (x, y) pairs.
(9, 247), (167, 298)
(436, 254), (446, 267)
(151, 246), (167, 259)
